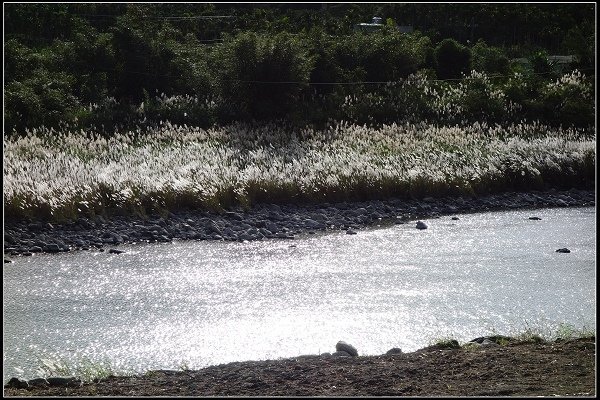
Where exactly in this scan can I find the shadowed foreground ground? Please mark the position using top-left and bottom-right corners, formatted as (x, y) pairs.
(4, 337), (595, 397)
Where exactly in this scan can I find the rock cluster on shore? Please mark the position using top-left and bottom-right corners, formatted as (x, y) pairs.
(3, 189), (595, 258)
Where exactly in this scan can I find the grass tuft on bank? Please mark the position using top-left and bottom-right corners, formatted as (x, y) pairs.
(4, 121), (595, 223)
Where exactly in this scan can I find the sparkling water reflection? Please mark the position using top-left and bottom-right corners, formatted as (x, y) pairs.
(3, 206), (596, 382)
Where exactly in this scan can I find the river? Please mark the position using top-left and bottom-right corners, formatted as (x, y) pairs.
(3, 206), (595, 382)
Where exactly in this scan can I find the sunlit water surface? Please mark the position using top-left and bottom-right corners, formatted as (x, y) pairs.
(3, 207), (595, 382)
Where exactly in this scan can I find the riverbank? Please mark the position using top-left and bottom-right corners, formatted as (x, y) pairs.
(4, 336), (595, 396)
(3, 188), (595, 259)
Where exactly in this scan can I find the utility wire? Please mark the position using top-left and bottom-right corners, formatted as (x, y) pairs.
(73, 13), (235, 20)
(84, 66), (595, 85)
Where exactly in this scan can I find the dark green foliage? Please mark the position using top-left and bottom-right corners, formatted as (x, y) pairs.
(5, 69), (80, 134)
(460, 76), (507, 123)
(3, 3), (596, 134)
(471, 40), (510, 75)
(528, 51), (548, 75)
(357, 28), (424, 81)
(434, 38), (472, 79)
(214, 31), (314, 121)
(562, 21), (594, 74)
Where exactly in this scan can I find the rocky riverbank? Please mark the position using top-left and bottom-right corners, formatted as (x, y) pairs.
(4, 188), (595, 260)
(4, 336), (595, 396)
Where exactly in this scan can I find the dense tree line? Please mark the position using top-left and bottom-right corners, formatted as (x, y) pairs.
(4, 3), (595, 134)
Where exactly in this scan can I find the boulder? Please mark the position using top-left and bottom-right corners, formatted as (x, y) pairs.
(335, 341), (358, 357)
(28, 378), (49, 387)
(415, 221), (428, 230)
(5, 377), (28, 389)
(386, 347), (403, 355)
(109, 248), (125, 254)
(346, 229), (357, 235)
(44, 243), (61, 253)
(528, 217), (542, 220)
(47, 376), (81, 387)
(556, 248), (571, 253)
(469, 335), (513, 345)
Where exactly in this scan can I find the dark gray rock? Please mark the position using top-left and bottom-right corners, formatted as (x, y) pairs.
(225, 211), (244, 221)
(331, 351), (352, 357)
(335, 341), (358, 357)
(44, 243), (61, 253)
(275, 233), (294, 240)
(55, 241), (69, 251)
(451, 217), (460, 221)
(346, 229), (357, 235)
(47, 376), (81, 387)
(312, 213), (328, 222)
(415, 221), (428, 230)
(5, 377), (29, 389)
(27, 222), (43, 231)
(4, 233), (17, 245)
(109, 248), (125, 254)
(556, 248), (571, 253)
(431, 339), (460, 349)
(28, 377), (49, 387)
(265, 221), (281, 233)
(386, 347), (403, 355)
(73, 239), (87, 247)
(305, 219), (325, 230)
(529, 217), (542, 220)
(481, 339), (498, 346)
(555, 199), (569, 207)
(469, 335), (513, 345)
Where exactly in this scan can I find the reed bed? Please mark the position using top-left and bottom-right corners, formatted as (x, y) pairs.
(3, 121), (595, 221)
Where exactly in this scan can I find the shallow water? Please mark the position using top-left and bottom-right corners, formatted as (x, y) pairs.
(3, 206), (596, 382)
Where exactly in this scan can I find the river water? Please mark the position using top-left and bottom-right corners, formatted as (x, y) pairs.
(3, 206), (596, 382)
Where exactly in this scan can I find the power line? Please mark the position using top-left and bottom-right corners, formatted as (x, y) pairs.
(72, 13), (235, 20)
(90, 67), (595, 85)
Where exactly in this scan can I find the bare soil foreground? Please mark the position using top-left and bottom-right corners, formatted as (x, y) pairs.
(5, 337), (595, 397)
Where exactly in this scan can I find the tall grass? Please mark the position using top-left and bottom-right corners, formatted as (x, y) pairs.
(429, 322), (595, 348)
(35, 356), (118, 382)
(3, 120), (595, 222)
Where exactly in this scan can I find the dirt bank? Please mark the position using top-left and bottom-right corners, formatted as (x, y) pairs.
(4, 337), (595, 397)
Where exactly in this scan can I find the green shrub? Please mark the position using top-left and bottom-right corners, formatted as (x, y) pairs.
(528, 49), (555, 77)
(458, 71), (508, 123)
(434, 38), (471, 80)
(214, 31), (314, 121)
(471, 40), (510, 75)
(540, 70), (594, 127)
(5, 69), (80, 134)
